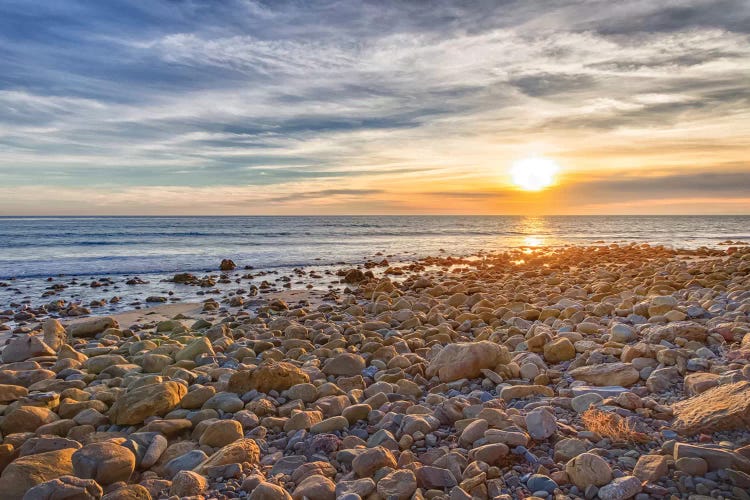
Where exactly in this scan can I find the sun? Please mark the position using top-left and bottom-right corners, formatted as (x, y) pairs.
(510, 157), (560, 191)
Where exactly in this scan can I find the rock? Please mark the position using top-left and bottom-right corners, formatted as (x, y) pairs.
(199, 420), (244, 448)
(165, 450), (208, 479)
(175, 337), (214, 362)
(598, 476), (642, 500)
(672, 381), (750, 435)
(376, 469), (417, 500)
(72, 442), (136, 485)
(569, 363), (640, 387)
(0, 448), (75, 500)
(249, 482), (293, 500)
(195, 438), (260, 473)
(292, 475), (335, 500)
(610, 324), (635, 343)
(642, 321), (707, 343)
(2, 335), (55, 362)
(525, 408), (557, 440)
(18, 436), (81, 457)
(565, 452), (613, 489)
(22, 475), (103, 500)
(527, 474), (558, 494)
(633, 454), (669, 482)
(1, 406), (59, 434)
(572, 393), (603, 413)
(220, 259), (236, 271)
(415, 465), (458, 489)
(170, 470), (207, 497)
(675, 457), (708, 475)
(336, 479), (375, 498)
(310, 416), (349, 434)
(673, 443), (750, 473)
(500, 385), (554, 400)
(67, 317), (118, 338)
(426, 341), (510, 382)
(238, 361), (309, 394)
(683, 372), (720, 396)
(0, 384), (29, 403)
(543, 337), (576, 363)
(101, 484), (152, 500)
(42, 319), (67, 351)
(108, 381), (186, 425)
(554, 438), (589, 462)
(351, 446), (396, 477)
(322, 353), (366, 377)
(123, 433), (168, 470)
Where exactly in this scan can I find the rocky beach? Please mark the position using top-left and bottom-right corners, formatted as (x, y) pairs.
(1, 243), (750, 500)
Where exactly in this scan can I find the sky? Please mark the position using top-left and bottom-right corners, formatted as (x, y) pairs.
(0, 0), (749, 215)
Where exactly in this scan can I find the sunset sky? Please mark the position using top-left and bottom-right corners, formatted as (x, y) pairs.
(1, 0), (749, 215)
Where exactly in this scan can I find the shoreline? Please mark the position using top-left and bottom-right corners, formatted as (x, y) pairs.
(0, 243), (749, 498)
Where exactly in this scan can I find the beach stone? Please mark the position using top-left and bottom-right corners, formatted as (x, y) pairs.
(175, 337), (214, 362)
(415, 465), (458, 489)
(195, 438), (260, 473)
(249, 482), (293, 500)
(459, 419), (488, 446)
(220, 259), (236, 271)
(352, 446), (396, 477)
(18, 436), (81, 457)
(2, 335), (55, 363)
(170, 470), (207, 497)
(311, 415), (349, 433)
(323, 353), (366, 376)
(673, 443), (750, 472)
(180, 385), (215, 409)
(199, 419), (244, 447)
(554, 438), (590, 462)
(0, 384), (28, 403)
(570, 385), (629, 398)
(572, 393), (603, 413)
(164, 450), (208, 479)
(1, 406), (59, 434)
(203, 392), (244, 412)
(642, 321), (707, 343)
(566, 452), (613, 489)
(72, 442), (135, 485)
(527, 474), (557, 494)
(0, 448), (75, 500)
(598, 476), (642, 500)
(122, 433), (167, 469)
(427, 341), (510, 382)
(67, 317), (118, 338)
(672, 381), (750, 435)
(675, 457), (708, 475)
(108, 381), (186, 425)
(103, 484), (152, 500)
(569, 363), (640, 387)
(242, 361), (309, 394)
(336, 478), (376, 497)
(470, 443), (509, 464)
(377, 469), (417, 499)
(292, 475), (335, 500)
(525, 408), (557, 440)
(684, 372), (720, 396)
(543, 337), (576, 363)
(23, 475), (103, 500)
(500, 384), (554, 400)
(286, 383), (318, 403)
(610, 324), (635, 343)
(633, 454), (669, 482)
(42, 319), (67, 351)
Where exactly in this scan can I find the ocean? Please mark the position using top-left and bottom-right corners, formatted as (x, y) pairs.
(1, 215), (748, 311)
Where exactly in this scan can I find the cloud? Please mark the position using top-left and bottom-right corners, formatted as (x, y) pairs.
(0, 1), (748, 213)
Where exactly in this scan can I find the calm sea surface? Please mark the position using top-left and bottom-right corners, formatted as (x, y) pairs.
(0, 215), (747, 311)
(1, 216), (748, 280)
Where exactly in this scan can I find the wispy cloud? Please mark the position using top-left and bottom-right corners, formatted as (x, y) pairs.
(0, 0), (748, 214)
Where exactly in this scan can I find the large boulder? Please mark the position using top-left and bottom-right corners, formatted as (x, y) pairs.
(0, 448), (75, 500)
(42, 319), (67, 351)
(2, 335), (55, 363)
(195, 439), (260, 473)
(672, 381), (750, 435)
(1, 406), (59, 435)
(108, 381), (186, 425)
(426, 341), (510, 382)
(230, 361), (309, 394)
(569, 362), (640, 387)
(72, 442), (136, 485)
(66, 317), (118, 338)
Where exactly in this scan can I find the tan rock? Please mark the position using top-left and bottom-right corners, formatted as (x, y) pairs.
(672, 381), (750, 435)
(569, 362), (640, 387)
(249, 481), (292, 500)
(199, 420), (244, 448)
(230, 361), (309, 394)
(426, 341), (510, 382)
(23, 475), (103, 500)
(108, 381), (186, 425)
(42, 319), (67, 351)
(1, 406), (59, 434)
(322, 353), (366, 377)
(2, 335), (55, 363)
(67, 317), (118, 338)
(543, 337), (576, 363)
(0, 384), (28, 404)
(376, 469), (417, 500)
(352, 446), (397, 477)
(0, 448), (75, 500)
(170, 470), (207, 497)
(292, 474), (334, 500)
(72, 442), (136, 485)
(195, 438), (260, 473)
(633, 454), (669, 482)
(565, 452), (613, 489)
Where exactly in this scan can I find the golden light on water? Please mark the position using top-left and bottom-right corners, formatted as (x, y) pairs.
(510, 157), (560, 191)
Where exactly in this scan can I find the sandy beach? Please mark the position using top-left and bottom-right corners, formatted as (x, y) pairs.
(0, 243), (749, 499)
